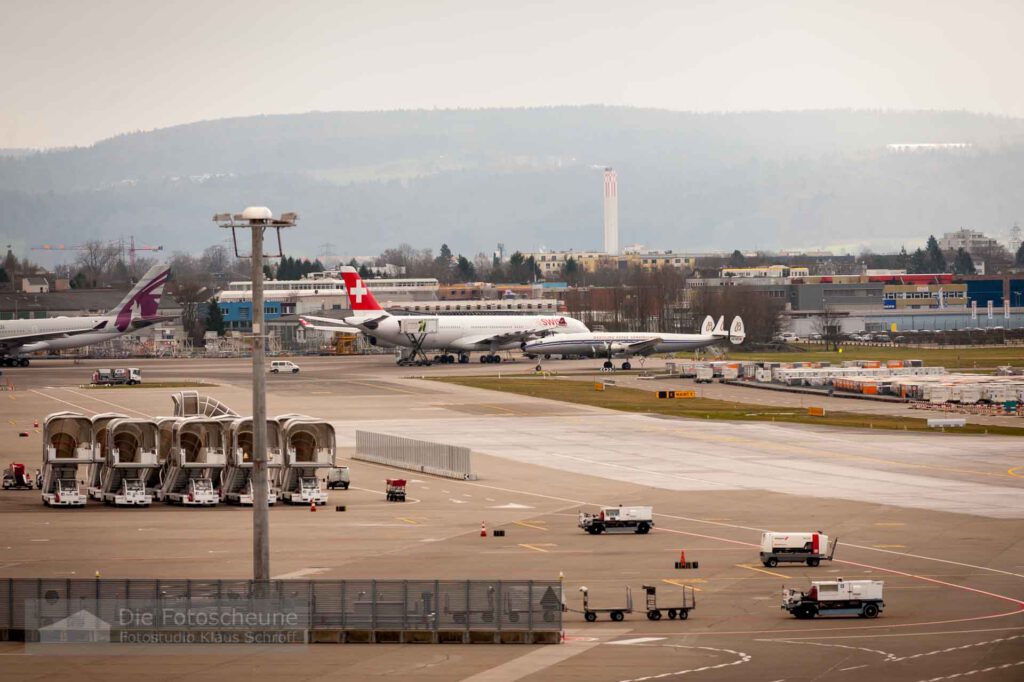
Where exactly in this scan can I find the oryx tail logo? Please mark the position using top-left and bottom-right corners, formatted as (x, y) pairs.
(114, 268), (170, 332)
(418, 320), (427, 333)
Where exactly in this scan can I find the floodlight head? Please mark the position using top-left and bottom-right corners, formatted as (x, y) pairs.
(241, 206), (274, 221)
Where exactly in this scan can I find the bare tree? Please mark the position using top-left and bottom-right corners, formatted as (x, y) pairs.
(74, 240), (120, 287)
(812, 306), (844, 351)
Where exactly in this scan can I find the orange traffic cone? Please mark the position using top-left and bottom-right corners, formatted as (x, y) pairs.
(480, 521), (487, 537)
(310, 499), (317, 512)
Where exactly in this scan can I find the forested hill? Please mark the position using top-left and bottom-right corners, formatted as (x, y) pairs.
(2, 107), (1022, 257)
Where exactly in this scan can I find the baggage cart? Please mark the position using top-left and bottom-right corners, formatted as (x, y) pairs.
(642, 584), (695, 621)
(579, 586), (633, 622)
(386, 478), (407, 502)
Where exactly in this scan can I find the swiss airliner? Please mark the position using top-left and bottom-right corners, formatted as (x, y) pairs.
(299, 267), (589, 365)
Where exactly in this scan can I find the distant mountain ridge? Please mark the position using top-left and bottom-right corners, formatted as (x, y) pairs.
(1, 107), (1022, 257)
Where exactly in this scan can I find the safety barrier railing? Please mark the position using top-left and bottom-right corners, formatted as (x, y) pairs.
(354, 431), (477, 480)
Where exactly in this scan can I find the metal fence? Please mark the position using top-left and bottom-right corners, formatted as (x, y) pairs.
(0, 578), (561, 643)
(355, 431), (477, 480)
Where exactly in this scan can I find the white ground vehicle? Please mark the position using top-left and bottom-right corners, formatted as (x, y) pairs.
(782, 579), (884, 619)
(326, 466), (350, 490)
(578, 506), (654, 534)
(269, 360), (300, 373)
(760, 531), (837, 567)
(694, 366), (714, 384)
(106, 479), (150, 506)
(91, 367), (142, 385)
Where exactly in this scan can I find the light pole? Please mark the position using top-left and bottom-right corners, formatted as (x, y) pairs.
(213, 207), (296, 583)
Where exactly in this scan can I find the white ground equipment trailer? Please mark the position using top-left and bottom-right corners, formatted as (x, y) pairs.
(221, 417), (282, 506)
(276, 414), (334, 506)
(98, 418), (158, 506)
(782, 579), (884, 619)
(40, 412), (92, 507)
(156, 417), (226, 506)
(578, 506), (654, 534)
(760, 531), (838, 567)
(86, 413), (127, 501)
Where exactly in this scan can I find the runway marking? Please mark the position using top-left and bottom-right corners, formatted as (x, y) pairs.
(616, 644), (751, 682)
(448, 498), (468, 504)
(272, 567), (329, 579)
(61, 387), (151, 417)
(609, 637), (666, 645)
(917, 661), (1024, 682)
(396, 517), (419, 525)
(873, 544), (906, 549)
(490, 503), (534, 509)
(1009, 467), (1024, 478)
(735, 563), (787, 578)
(662, 578), (703, 592)
(874, 522), (906, 526)
(766, 634), (1024, 668)
(6, 419), (13, 425)
(514, 520), (548, 531)
(518, 543), (555, 553)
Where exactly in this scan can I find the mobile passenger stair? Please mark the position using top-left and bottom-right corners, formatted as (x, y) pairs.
(156, 417), (227, 506)
(276, 414), (335, 506)
(86, 413), (127, 501)
(221, 417), (282, 506)
(40, 412), (92, 507)
(96, 418), (159, 506)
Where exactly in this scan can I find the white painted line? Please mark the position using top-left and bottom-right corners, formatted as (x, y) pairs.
(608, 637), (667, 646)
(272, 567), (329, 580)
(490, 503), (533, 509)
(449, 498), (468, 504)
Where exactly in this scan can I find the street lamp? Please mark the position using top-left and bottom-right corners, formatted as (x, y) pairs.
(213, 207), (297, 583)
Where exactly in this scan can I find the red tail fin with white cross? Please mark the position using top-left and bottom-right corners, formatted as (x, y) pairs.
(340, 267), (383, 311)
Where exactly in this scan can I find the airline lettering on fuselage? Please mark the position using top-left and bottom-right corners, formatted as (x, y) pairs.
(418, 320), (427, 333)
(539, 318), (568, 327)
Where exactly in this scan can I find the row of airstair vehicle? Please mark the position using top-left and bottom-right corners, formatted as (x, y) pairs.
(39, 392), (335, 508)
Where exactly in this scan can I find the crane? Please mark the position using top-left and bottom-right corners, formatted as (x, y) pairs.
(31, 236), (163, 270)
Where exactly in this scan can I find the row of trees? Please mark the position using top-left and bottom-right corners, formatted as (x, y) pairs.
(864, 235), (1024, 276)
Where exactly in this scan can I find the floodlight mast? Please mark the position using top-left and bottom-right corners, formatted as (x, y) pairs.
(213, 207), (296, 584)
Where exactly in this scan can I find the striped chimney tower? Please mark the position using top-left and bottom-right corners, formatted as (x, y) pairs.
(603, 168), (619, 255)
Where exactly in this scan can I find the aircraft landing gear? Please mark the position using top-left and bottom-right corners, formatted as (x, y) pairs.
(622, 361), (632, 370)
(480, 354), (503, 364)
(602, 360), (614, 370)
(459, 353), (470, 364)
(2, 358), (27, 367)
(433, 354), (457, 364)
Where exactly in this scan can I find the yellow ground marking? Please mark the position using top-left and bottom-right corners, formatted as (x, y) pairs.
(1009, 467), (1024, 479)
(519, 543), (556, 553)
(396, 517), (419, 525)
(873, 544), (906, 549)
(8, 395), (15, 400)
(514, 520), (548, 531)
(662, 578), (704, 592)
(735, 563), (788, 579)
(874, 522), (906, 526)
(7, 419), (14, 426)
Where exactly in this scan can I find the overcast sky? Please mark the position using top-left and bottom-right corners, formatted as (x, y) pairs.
(2, 0), (1021, 149)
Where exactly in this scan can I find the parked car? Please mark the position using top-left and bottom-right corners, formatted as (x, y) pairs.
(269, 360), (300, 374)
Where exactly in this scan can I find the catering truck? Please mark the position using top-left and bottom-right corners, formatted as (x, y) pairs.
(578, 506), (653, 534)
(782, 579), (884, 619)
(760, 531), (837, 567)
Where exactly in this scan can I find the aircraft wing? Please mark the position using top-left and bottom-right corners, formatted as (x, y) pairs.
(128, 315), (175, 331)
(619, 337), (663, 355)
(457, 327), (555, 348)
(298, 317), (361, 334)
(0, 321), (108, 350)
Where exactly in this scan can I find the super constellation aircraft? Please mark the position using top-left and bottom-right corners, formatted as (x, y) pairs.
(521, 315), (745, 369)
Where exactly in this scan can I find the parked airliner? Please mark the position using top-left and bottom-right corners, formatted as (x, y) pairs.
(299, 267), (589, 365)
(0, 265), (171, 367)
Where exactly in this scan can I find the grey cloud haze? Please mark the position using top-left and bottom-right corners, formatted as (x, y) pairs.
(1, 0), (1022, 148)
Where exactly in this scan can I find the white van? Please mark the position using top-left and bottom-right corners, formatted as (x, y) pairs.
(269, 360), (300, 374)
